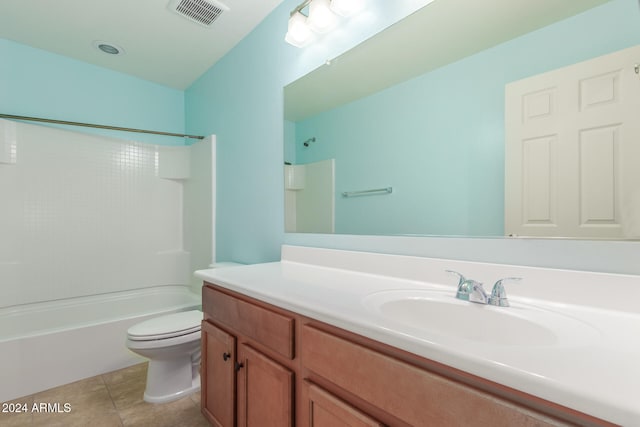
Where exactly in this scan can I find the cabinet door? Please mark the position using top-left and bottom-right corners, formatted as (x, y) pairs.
(201, 321), (236, 427)
(237, 344), (293, 427)
(304, 381), (384, 427)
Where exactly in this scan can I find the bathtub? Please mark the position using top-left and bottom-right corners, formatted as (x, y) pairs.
(0, 285), (201, 402)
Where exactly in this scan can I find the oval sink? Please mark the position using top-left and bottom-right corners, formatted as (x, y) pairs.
(363, 290), (599, 347)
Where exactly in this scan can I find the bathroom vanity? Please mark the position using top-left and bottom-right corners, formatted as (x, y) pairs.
(196, 245), (640, 426)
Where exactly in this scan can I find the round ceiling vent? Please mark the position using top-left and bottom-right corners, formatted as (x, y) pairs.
(92, 40), (126, 56)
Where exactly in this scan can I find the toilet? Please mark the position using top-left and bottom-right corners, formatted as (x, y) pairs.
(126, 309), (203, 403)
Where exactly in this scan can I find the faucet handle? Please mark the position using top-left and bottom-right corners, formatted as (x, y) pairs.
(445, 270), (466, 286)
(488, 277), (522, 307)
(446, 270), (471, 301)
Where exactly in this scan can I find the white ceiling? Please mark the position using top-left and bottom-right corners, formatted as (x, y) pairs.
(0, 0), (286, 89)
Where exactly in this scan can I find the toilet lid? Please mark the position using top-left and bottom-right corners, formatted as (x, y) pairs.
(127, 310), (202, 341)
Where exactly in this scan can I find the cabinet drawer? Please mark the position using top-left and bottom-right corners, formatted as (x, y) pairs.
(301, 325), (567, 427)
(203, 285), (295, 359)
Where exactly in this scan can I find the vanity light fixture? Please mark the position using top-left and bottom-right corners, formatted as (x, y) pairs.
(285, 0), (365, 48)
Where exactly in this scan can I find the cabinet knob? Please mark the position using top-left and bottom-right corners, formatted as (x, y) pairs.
(234, 361), (244, 372)
(222, 352), (231, 361)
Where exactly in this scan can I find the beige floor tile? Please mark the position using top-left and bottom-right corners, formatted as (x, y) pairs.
(33, 375), (106, 403)
(0, 409), (33, 426)
(37, 387), (115, 416)
(31, 409), (123, 427)
(0, 416), (33, 427)
(106, 376), (147, 412)
(189, 391), (201, 406)
(174, 402), (210, 427)
(3, 363), (206, 427)
(31, 378), (116, 427)
(102, 363), (148, 386)
(119, 395), (197, 427)
(0, 395), (34, 426)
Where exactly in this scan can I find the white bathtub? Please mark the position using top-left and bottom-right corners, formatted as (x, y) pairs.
(0, 285), (201, 402)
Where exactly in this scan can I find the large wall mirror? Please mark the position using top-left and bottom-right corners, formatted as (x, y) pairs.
(284, 0), (640, 239)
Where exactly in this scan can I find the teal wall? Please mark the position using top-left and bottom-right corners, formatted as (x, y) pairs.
(0, 39), (185, 145)
(292, 0), (640, 236)
(185, 0), (432, 263)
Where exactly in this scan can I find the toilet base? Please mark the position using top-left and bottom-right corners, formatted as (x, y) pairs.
(141, 348), (201, 404)
(143, 378), (200, 404)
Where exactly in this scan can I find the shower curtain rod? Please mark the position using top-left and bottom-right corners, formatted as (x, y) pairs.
(0, 113), (205, 140)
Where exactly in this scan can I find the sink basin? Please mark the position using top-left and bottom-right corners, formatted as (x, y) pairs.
(363, 290), (599, 347)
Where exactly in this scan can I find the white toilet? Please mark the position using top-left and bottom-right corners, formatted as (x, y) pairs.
(126, 309), (203, 403)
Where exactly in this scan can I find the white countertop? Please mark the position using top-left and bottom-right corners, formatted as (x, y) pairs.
(195, 245), (640, 426)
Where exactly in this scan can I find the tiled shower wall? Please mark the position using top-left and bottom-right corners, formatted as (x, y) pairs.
(0, 119), (192, 308)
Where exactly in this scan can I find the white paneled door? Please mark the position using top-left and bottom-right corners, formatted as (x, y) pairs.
(505, 45), (640, 238)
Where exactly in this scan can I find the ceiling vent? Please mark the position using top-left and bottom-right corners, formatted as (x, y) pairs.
(168, 0), (229, 27)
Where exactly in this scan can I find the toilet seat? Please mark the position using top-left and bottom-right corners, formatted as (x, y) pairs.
(127, 310), (202, 341)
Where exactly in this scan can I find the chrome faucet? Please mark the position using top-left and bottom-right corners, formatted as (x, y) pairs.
(447, 271), (522, 307)
(468, 281), (489, 304)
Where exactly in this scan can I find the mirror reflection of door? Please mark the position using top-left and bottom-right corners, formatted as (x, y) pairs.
(505, 45), (640, 239)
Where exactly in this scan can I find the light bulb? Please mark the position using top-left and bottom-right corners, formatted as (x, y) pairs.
(308, 0), (337, 33)
(285, 11), (314, 47)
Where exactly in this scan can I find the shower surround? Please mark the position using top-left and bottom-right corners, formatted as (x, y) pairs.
(0, 118), (211, 400)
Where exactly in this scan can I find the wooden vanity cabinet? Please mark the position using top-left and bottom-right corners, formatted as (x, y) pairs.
(201, 284), (295, 427)
(201, 282), (613, 427)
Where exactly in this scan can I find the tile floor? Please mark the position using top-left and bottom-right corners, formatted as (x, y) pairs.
(0, 363), (210, 427)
